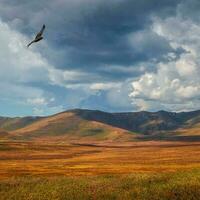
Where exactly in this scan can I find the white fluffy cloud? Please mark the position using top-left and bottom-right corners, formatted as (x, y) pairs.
(130, 16), (200, 112)
(1, 1), (200, 115)
(0, 18), (132, 115)
(90, 82), (121, 90)
(0, 19), (83, 115)
(0, 21), (50, 83)
(0, 20), (52, 110)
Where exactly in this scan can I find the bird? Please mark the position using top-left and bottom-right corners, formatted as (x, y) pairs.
(27, 24), (45, 47)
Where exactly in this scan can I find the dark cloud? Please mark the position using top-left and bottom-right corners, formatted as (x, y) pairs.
(2, 0), (198, 115)
(177, 0), (200, 22)
(0, 0), (182, 74)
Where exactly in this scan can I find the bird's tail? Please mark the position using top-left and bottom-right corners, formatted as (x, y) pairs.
(27, 41), (34, 48)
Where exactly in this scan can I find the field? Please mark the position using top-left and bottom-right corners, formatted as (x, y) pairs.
(1, 170), (200, 200)
(0, 140), (200, 199)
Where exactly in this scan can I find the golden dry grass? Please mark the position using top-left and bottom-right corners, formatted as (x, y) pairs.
(0, 140), (200, 178)
(1, 110), (200, 199)
(1, 139), (200, 199)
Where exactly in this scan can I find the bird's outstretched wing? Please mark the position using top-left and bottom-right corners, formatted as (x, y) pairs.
(40, 24), (45, 35)
(35, 24), (45, 40)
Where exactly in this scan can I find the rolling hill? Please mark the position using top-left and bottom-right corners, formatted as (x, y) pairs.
(0, 109), (200, 142)
(4, 111), (133, 142)
(0, 116), (41, 131)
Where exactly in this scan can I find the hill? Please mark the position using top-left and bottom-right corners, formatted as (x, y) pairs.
(0, 109), (200, 142)
(67, 109), (200, 134)
(8, 111), (133, 142)
(0, 116), (41, 131)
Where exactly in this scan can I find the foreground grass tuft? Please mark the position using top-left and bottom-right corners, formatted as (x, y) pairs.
(0, 170), (200, 200)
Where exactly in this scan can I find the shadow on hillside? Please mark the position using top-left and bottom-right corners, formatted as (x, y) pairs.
(70, 109), (200, 142)
(137, 135), (200, 142)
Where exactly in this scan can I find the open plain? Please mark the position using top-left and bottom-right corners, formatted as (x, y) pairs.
(1, 109), (200, 199)
(0, 140), (200, 177)
(0, 139), (200, 200)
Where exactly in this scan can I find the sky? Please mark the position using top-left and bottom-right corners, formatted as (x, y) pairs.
(0, 0), (200, 116)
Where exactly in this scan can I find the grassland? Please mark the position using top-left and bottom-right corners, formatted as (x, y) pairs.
(1, 140), (200, 177)
(0, 140), (200, 199)
(1, 170), (200, 200)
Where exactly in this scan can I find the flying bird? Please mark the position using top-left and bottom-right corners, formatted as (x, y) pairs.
(27, 24), (45, 47)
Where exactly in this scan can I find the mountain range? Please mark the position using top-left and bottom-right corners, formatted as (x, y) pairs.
(0, 109), (200, 142)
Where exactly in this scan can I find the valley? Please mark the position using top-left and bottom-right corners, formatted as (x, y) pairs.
(0, 109), (200, 199)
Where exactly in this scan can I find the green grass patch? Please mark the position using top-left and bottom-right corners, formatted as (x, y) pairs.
(80, 128), (108, 139)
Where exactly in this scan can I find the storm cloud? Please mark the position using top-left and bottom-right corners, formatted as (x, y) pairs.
(0, 0), (199, 116)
